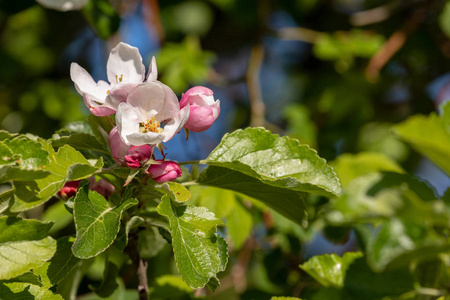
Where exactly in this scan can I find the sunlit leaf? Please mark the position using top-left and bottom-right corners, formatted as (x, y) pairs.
(300, 252), (363, 288)
(72, 182), (138, 259)
(0, 216), (56, 280)
(205, 127), (341, 198)
(157, 193), (227, 289)
(394, 102), (450, 175)
(226, 199), (252, 249)
(12, 144), (103, 212)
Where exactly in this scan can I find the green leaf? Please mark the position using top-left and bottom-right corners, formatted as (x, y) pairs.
(0, 237), (56, 280)
(51, 132), (110, 156)
(162, 182), (191, 203)
(205, 127), (341, 198)
(344, 257), (414, 299)
(394, 102), (450, 175)
(328, 172), (438, 224)
(0, 137), (51, 183)
(115, 216), (144, 252)
(72, 182), (138, 258)
(0, 281), (63, 299)
(0, 130), (17, 141)
(157, 194), (227, 289)
(332, 152), (404, 187)
(366, 219), (450, 272)
(0, 189), (14, 214)
(189, 185), (237, 219)
(89, 260), (120, 298)
(299, 252), (363, 288)
(0, 217), (56, 280)
(87, 115), (114, 146)
(271, 297), (303, 300)
(12, 144), (103, 212)
(150, 275), (193, 298)
(198, 166), (308, 225)
(138, 226), (167, 258)
(226, 199), (252, 249)
(0, 216), (53, 243)
(45, 237), (81, 284)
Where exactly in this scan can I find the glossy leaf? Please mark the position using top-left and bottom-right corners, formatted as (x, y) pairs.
(157, 194), (227, 289)
(299, 252), (363, 288)
(394, 102), (450, 175)
(51, 133), (110, 156)
(72, 182), (138, 258)
(12, 144), (103, 212)
(198, 166), (308, 225)
(189, 185), (237, 219)
(162, 182), (191, 203)
(205, 127), (341, 198)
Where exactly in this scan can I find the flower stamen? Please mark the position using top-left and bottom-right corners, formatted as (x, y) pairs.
(140, 117), (163, 133)
(115, 74), (123, 84)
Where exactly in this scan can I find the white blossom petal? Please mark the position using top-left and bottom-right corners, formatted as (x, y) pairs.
(155, 82), (181, 122)
(162, 105), (190, 142)
(107, 43), (145, 86)
(146, 56), (158, 82)
(70, 63), (110, 102)
(127, 82), (165, 119)
(116, 103), (142, 145)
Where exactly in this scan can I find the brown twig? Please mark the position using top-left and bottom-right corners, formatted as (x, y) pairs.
(247, 45), (266, 127)
(126, 232), (149, 300)
(364, 2), (429, 81)
(276, 27), (323, 43)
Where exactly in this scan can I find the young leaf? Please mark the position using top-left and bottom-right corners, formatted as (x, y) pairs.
(394, 102), (450, 175)
(12, 144), (103, 212)
(0, 217), (56, 280)
(162, 182), (191, 203)
(72, 183), (138, 259)
(157, 194), (227, 289)
(198, 166), (308, 225)
(0, 137), (51, 183)
(51, 133), (111, 156)
(44, 237), (81, 284)
(299, 252), (363, 288)
(205, 127), (341, 198)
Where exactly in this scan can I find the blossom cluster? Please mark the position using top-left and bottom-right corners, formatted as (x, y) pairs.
(69, 42), (220, 184)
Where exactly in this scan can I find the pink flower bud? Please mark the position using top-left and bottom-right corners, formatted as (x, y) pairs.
(146, 160), (182, 183)
(109, 126), (153, 168)
(179, 86), (220, 132)
(58, 180), (80, 199)
(89, 177), (115, 198)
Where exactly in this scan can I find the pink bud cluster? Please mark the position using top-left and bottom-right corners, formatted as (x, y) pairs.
(70, 42), (220, 185)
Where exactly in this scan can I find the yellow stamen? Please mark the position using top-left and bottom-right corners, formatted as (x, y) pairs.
(115, 74), (123, 84)
(140, 117), (163, 133)
(106, 90), (110, 94)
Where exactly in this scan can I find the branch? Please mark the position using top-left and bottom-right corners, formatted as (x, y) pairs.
(247, 44), (266, 127)
(364, 2), (429, 81)
(126, 232), (149, 300)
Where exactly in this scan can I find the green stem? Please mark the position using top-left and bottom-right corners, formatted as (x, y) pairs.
(178, 160), (206, 166)
(70, 261), (84, 300)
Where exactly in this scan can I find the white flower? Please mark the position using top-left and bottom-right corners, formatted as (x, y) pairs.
(116, 82), (189, 146)
(70, 42), (158, 116)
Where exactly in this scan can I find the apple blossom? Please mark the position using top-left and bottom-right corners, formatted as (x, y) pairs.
(58, 180), (80, 199)
(179, 86), (220, 132)
(146, 160), (182, 183)
(89, 177), (115, 198)
(116, 82), (189, 146)
(109, 127), (153, 168)
(70, 42), (158, 116)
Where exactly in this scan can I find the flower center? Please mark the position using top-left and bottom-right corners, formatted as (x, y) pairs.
(140, 117), (163, 133)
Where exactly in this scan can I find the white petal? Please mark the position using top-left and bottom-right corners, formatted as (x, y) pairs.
(116, 103), (142, 145)
(107, 43), (145, 86)
(104, 82), (138, 110)
(127, 132), (165, 146)
(162, 105), (190, 142)
(146, 56), (158, 82)
(155, 82), (180, 122)
(127, 82), (165, 119)
(70, 63), (110, 102)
